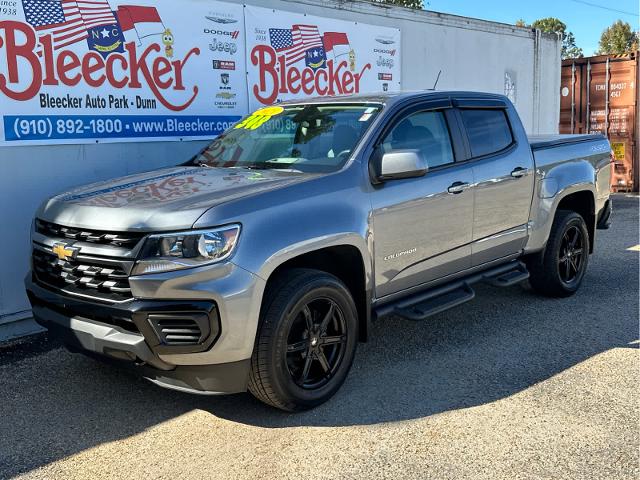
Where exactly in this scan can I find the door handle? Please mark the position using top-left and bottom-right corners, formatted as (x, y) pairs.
(511, 167), (529, 178)
(447, 181), (470, 194)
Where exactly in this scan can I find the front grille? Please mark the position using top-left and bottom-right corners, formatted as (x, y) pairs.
(36, 219), (143, 248)
(33, 249), (133, 302)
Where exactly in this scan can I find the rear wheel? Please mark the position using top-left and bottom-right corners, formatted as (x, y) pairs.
(248, 269), (358, 411)
(527, 210), (590, 297)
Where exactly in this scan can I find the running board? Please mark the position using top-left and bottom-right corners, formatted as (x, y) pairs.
(375, 260), (530, 322)
(484, 262), (530, 287)
(392, 284), (475, 321)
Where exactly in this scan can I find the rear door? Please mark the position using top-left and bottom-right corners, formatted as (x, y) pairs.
(370, 99), (475, 298)
(454, 98), (535, 266)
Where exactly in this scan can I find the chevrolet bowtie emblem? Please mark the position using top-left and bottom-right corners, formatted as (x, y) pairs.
(52, 243), (79, 261)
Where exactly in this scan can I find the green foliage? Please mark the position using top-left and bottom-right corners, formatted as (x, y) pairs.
(530, 17), (583, 60)
(372, 0), (424, 9)
(563, 32), (584, 59)
(597, 20), (638, 55)
(531, 17), (566, 34)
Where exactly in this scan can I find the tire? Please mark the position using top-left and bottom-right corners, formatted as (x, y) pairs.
(526, 210), (590, 297)
(248, 268), (359, 412)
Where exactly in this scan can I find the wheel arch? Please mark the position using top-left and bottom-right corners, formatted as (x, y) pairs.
(259, 241), (371, 343)
(525, 182), (597, 254)
(555, 189), (596, 253)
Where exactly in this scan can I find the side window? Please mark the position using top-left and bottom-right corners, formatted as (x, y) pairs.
(460, 109), (514, 158)
(382, 110), (455, 169)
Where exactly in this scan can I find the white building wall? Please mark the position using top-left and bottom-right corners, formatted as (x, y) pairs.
(251, 0), (561, 133)
(0, 0), (561, 339)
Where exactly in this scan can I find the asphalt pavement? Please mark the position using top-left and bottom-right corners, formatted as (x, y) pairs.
(1, 194), (638, 480)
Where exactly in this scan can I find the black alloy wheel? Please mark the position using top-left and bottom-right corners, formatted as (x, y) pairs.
(558, 225), (585, 285)
(248, 269), (359, 411)
(527, 210), (590, 297)
(285, 298), (348, 389)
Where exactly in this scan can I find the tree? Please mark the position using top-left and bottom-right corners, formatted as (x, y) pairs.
(563, 32), (584, 59)
(372, 0), (424, 8)
(530, 17), (583, 60)
(597, 20), (638, 55)
(515, 19), (527, 27)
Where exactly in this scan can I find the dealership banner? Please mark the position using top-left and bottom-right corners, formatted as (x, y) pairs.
(244, 6), (401, 110)
(0, 2), (401, 146)
(0, 0), (247, 145)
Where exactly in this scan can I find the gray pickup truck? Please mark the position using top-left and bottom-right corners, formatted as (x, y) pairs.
(26, 91), (612, 411)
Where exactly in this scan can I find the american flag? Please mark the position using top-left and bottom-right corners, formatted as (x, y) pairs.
(75, 0), (117, 30)
(269, 25), (324, 66)
(22, 0), (117, 51)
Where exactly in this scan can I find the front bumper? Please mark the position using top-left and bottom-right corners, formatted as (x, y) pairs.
(26, 278), (250, 394)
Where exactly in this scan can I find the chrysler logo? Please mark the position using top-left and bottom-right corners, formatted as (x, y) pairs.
(52, 242), (79, 261)
(205, 15), (238, 25)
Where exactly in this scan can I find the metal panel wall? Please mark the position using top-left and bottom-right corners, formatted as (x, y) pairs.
(0, 0), (561, 340)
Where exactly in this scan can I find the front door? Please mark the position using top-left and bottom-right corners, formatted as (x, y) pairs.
(371, 106), (475, 298)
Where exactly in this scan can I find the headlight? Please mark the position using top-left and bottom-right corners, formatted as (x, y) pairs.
(132, 224), (241, 275)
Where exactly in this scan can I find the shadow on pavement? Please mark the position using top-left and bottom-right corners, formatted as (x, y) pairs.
(1, 196), (637, 478)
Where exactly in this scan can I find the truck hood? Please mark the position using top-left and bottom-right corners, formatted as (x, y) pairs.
(37, 167), (314, 231)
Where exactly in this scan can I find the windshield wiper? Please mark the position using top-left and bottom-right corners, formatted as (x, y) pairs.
(240, 163), (291, 170)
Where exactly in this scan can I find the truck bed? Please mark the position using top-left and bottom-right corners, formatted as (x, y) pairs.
(528, 134), (606, 151)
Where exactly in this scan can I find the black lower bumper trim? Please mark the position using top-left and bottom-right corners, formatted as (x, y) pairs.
(25, 278), (248, 394)
(73, 347), (251, 395)
(140, 359), (251, 395)
(26, 277), (220, 355)
(33, 302), (173, 370)
(33, 304), (250, 394)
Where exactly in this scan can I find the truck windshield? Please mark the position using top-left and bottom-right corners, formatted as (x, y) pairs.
(193, 104), (382, 173)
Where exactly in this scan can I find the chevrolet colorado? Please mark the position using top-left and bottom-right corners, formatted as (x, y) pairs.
(26, 91), (612, 411)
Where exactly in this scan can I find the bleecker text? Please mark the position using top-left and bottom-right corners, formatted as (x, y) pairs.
(251, 44), (372, 105)
(0, 21), (200, 111)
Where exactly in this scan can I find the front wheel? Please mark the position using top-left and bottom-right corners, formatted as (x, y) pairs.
(248, 269), (358, 411)
(526, 210), (590, 297)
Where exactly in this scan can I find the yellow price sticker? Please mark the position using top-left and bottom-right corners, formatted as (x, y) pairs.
(611, 142), (625, 160)
(254, 106), (285, 116)
(235, 106), (284, 130)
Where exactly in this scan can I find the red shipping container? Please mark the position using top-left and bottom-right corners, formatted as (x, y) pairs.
(560, 52), (639, 192)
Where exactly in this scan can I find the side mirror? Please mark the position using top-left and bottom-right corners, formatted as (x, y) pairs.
(374, 149), (428, 182)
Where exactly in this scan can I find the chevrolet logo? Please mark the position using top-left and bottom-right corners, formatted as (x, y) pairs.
(52, 243), (79, 261)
